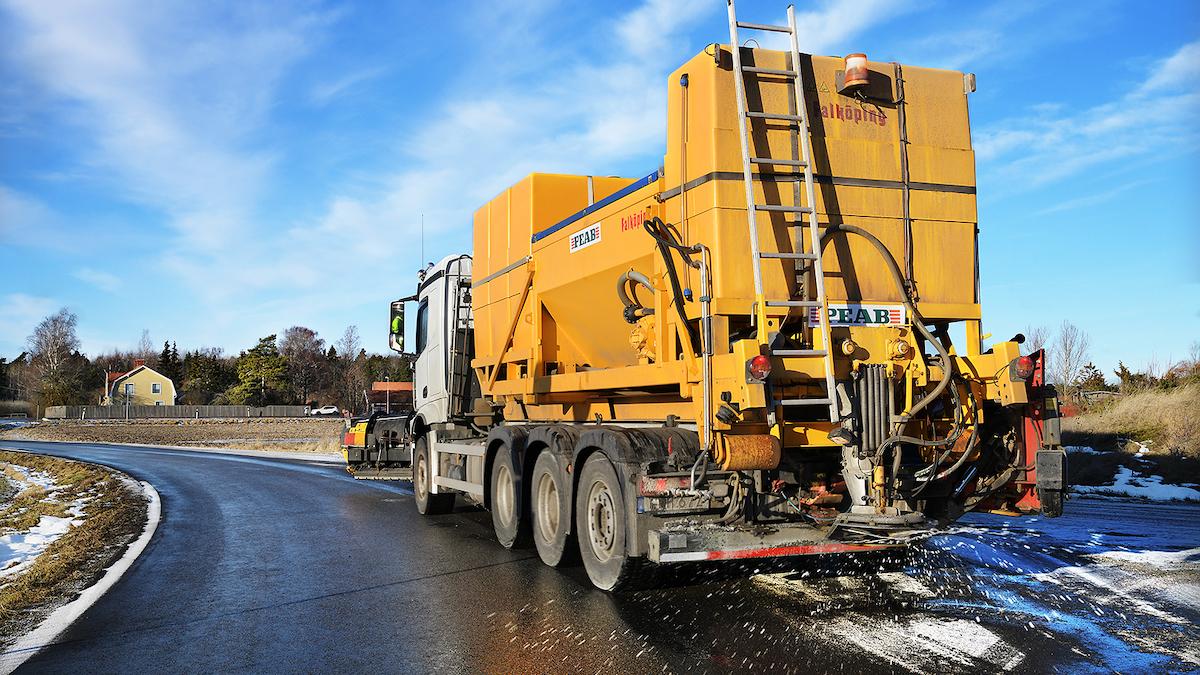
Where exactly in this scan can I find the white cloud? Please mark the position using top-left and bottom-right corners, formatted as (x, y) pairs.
(0, 293), (58, 354)
(0, 185), (54, 242)
(309, 66), (387, 105)
(2, 0), (329, 253)
(1137, 40), (1200, 96)
(747, 0), (916, 55)
(975, 40), (1200, 191)
(73, 268), (123, 293)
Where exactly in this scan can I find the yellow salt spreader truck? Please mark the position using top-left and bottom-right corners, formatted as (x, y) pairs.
(346, 3), (1066, 591)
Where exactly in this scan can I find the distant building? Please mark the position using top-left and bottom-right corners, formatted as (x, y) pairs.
(367, 381), (413, 414)
(104, 359), (177, 406)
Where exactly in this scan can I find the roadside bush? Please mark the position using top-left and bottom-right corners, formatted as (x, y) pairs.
(1064, 384), (1200, 457)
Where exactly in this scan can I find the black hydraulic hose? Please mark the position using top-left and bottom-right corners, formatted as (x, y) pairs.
(817, 224), (959, 482)
(643, 217), (699, 351)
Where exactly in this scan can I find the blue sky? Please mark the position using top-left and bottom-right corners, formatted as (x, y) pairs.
(1, 0), (1197, 376)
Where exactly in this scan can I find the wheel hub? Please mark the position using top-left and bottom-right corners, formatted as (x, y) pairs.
(587, 480), (616, 562)
(496, 464), (514, 526)
(536, 473), (559, 541)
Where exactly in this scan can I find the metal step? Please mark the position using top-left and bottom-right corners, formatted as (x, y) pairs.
(742, 66), (798, 77)
(746, 111), (804, 122)
(765, 300), (821, 308)
(758, 251), (818, 260)
(772, 349), (827, 357)
(756, 204), (812, 213)
(735, 21), (791, 33)
(750, 157), (807, 167)
(778, 398), (834, 406)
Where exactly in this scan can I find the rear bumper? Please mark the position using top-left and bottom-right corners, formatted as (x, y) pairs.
(646, 524), (896, 563)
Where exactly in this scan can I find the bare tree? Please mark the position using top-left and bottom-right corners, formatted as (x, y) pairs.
(1022, 325), (1050, 356)
(336, 325), (362, 361)
(136, 329), (157, 368)
(27, 308), (83, 406)
(1051, 321), (1091, 395)
(334, 326), (367, 413)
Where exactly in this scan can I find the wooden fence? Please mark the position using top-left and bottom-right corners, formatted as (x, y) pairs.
(44, 405), (310, 420)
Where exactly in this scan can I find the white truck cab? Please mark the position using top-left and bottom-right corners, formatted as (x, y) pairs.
(410, 254), (473, 426)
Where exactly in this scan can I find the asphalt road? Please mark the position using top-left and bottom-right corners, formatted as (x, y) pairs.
(3, 440), (1198, 673)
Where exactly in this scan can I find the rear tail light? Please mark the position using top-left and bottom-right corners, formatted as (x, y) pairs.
(748, 354), (772, 381)
(1013, 355), (1035, 381)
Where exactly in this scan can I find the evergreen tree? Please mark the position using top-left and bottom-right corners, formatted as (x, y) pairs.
(180, 348), (237, 404)
(157, 341), (183, 386)
(226, 335), (289, 406)
(1076, 363), (1109, 392)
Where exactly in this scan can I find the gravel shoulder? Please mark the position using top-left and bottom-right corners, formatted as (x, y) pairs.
(0, 451), (148, 649)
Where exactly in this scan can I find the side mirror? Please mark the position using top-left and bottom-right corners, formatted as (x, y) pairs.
(389, 300), (405, 353)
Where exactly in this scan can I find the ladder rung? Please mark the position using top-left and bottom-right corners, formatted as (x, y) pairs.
(750, 157), (807, 167)
(736, 21), (791, 33)
(755, 204), (812, 213)
(742, 66), (798, 77)
(778, 398), (834, 406)
(765, 300), (822, 308)
(772, 349), (827, 357)
(758, 252), (818, 260)
(746, 111), (804, 122)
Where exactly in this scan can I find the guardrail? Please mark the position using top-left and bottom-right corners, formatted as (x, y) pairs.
(44, 405), (310, 420)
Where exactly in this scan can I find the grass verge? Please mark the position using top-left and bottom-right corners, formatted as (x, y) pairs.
(0, 451), (147, 646)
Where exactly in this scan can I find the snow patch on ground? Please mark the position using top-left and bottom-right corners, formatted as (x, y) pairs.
(1074, 466), (1200, 502)
(1097, 547), (1200, 568)
(0, 464), (86, 581)
(8, 464), (58, 492)
(1, 515), (74, 580)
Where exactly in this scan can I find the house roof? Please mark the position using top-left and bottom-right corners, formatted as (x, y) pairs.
(107, 371), (127, 384)
(108, 365), (175, 393)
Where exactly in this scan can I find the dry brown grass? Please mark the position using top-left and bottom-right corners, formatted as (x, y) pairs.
(1064, 385), (1200, 456)
(0, 451), (146, 645)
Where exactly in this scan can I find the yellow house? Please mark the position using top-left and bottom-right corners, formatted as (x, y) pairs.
(105, 359), (177, 406)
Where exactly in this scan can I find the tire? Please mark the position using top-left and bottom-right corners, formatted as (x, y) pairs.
(575, 453), (641, 591)
(490, 448), (530, 549)
(414, 436), (454, 515)
(531, 451), (575, 567)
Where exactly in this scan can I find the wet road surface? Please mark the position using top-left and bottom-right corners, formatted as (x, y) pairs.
(3, 441), (1198, 673)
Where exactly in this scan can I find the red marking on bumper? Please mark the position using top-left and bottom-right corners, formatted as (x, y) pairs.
(704, 542), (891, 561)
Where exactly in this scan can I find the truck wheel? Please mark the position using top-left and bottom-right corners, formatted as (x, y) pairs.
(576, 453), (640, 591)
(531, 451), (574, 567)
(490, 449), (530, 549)
(414, 436), (454, 515)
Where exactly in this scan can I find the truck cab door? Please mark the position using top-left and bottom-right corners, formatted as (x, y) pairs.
(413, 289), (447, 423)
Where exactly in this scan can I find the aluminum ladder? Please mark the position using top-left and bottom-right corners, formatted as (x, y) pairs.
(726, 0), (838, 420)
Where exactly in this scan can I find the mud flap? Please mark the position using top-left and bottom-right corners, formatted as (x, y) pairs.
(1035, 449), (1067, 517)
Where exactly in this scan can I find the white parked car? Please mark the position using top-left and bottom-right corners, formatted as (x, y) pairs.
(310, 405), (340, 417)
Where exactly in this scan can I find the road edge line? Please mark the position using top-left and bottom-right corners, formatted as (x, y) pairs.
(0, 476), (162, 674)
